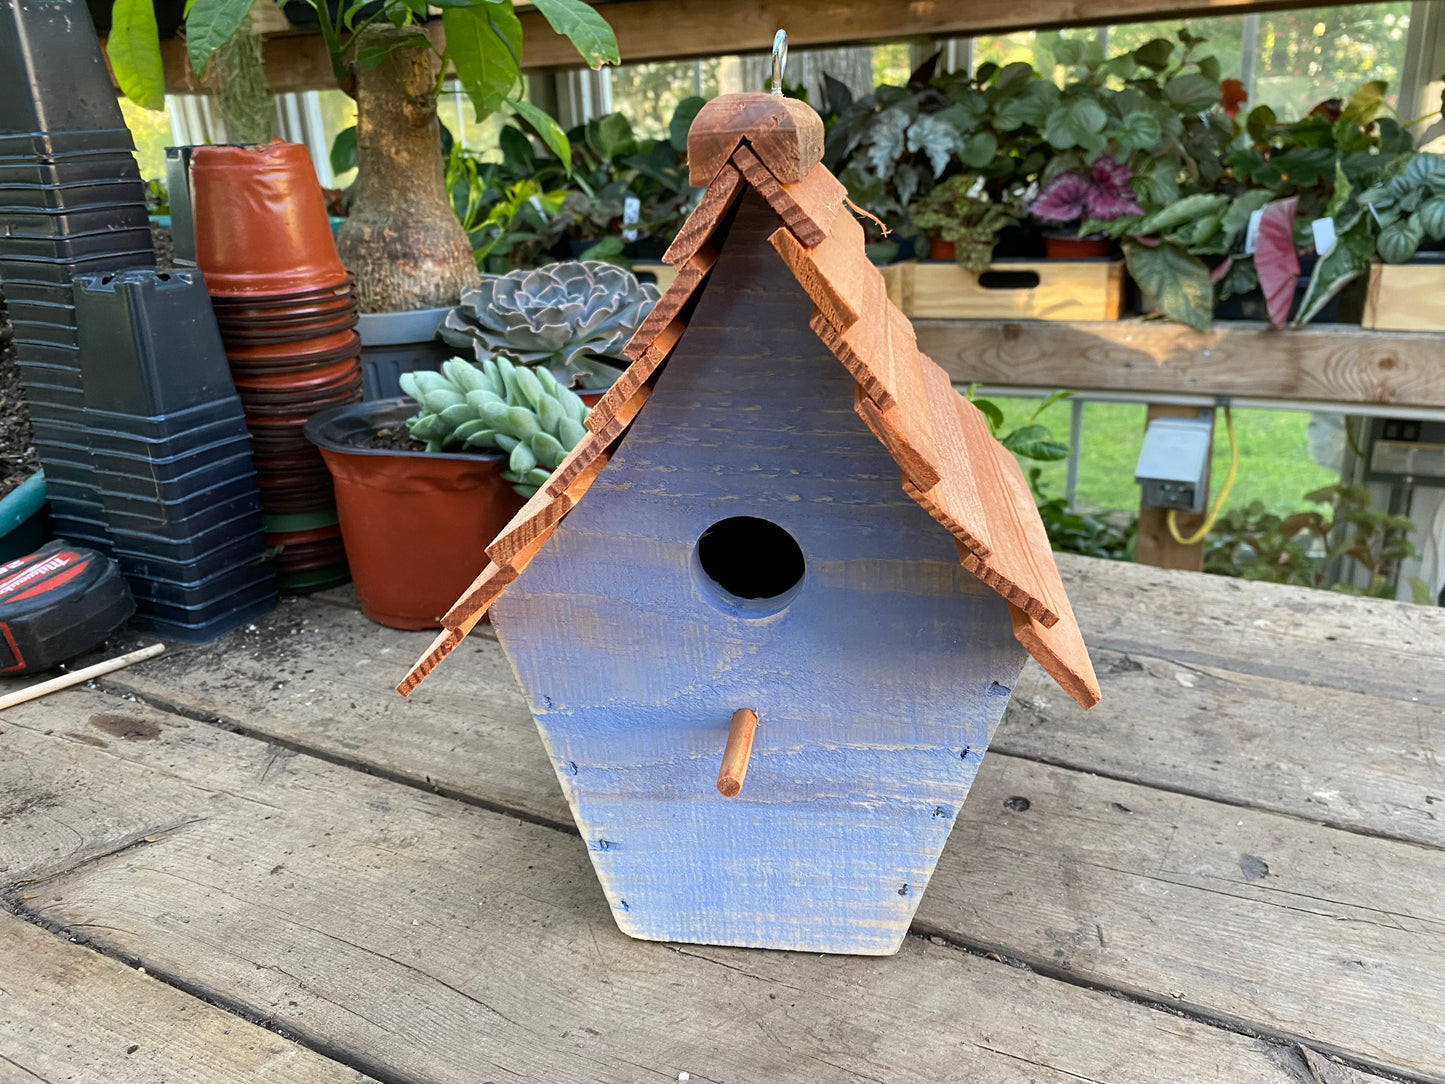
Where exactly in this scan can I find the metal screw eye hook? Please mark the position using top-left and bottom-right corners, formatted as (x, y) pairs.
(770, 29), (788, 96)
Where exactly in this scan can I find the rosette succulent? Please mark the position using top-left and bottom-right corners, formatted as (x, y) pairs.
(439, 261), (660, 391)
(401, 357), (592, 498)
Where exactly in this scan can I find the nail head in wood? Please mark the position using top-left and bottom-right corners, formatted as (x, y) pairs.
(717, 708), (759, 797)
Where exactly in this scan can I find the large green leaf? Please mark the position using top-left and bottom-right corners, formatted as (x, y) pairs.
(107, 0), (166, 109)
(1002, 424), (1071, 462)
(1133, 193), (1228, 238)
(1124, 240), (1214, 330)
(528, 0), (618, 68)
(1341, 80), (1387, 126)
(958, 130), (998, 170)
(668, 95), (704, 152)
(1044, 97), (1107, 151)
(1164, 73), (1221, 113)
(1419, 196), (1445, 241)
(1294, 214), (1373, 326)
(1115, 110), (1162, 150)
(184, 0), (255, 77)
(1132, 38), (1173, 71)
(509, 97), (571, 168)
(444, 1), (522, 119)
(1378, 215), (1425, 264)
(330, 125), (357, 176)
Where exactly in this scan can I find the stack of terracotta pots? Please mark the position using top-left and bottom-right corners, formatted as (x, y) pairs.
(190, 141), (359, 593)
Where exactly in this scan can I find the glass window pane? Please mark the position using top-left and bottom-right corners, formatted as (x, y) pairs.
(1107, 15), (1247, 78)
(1255, 3), (1412, 118)
(609, 60), (720, 139)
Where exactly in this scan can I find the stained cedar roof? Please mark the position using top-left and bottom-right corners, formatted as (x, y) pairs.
(398, 94), (1101, 710)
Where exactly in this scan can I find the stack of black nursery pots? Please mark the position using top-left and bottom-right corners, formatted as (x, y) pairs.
(0, 0), (275, 641)
(190, 141), (361, 593)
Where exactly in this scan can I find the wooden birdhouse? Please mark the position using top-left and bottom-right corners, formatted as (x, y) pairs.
(399, 91), (1101, 956)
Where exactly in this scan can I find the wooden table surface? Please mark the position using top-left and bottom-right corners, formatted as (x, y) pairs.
(2, 553), (1443, 1084)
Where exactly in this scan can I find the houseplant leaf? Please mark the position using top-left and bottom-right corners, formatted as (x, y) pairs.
(1044, 98), (1108, 151)
(1164, 74), (1220, 113)
(107, 0), (166, 109)
(1115, 111), (1162, 150)
(444, 1), (523, 118)
(1294, 213), (1373, 326)
(528, 0), (619, 68)
(1253, 197), (1300, 328)
(1377, 215), (1424, 263)
(509, 97), (572, 168)
(1134, 194), (1228, 238)
(1124, 240), (1214, 330)
(182, 0), (255, 79)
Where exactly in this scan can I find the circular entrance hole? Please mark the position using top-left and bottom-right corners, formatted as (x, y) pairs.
(695, 516), (805, 610)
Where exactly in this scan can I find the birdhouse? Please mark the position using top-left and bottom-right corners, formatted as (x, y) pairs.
(399, 92), (1101, 956)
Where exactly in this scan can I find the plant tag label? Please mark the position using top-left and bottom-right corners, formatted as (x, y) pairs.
(1244, 208), (1265, 255)
(1311, 217), (1338, 258)
(622, 196), (640, 242)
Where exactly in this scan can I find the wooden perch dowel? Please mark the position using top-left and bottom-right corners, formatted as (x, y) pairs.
(717, 708), (759, 797)
(0, 643), (166, 711)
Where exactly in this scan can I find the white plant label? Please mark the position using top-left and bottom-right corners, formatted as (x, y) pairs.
(1311, 217), (1338, 259)
(1244, 208), (1265, 255)
(622, 196), (640, 242)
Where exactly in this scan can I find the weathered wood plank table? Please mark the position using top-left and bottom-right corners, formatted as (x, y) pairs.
(2, 554), (1442, 1084)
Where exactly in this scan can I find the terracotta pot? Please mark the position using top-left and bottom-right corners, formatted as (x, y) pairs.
(191, 140), (349, 297)
(305, 398), (526, 629)
(225, 329), (361, 363)
(1045, 234), (1112, 259)
(929, 239), (956, 261)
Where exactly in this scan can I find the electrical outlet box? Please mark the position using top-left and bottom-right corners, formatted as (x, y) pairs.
(1364, 417), (1445, 488)
(1135, 414), (1213, 513)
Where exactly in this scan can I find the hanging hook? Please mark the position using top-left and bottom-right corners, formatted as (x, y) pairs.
(770, 29), (788, 95)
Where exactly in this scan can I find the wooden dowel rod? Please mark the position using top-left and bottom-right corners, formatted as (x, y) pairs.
(717, 707), (758, 797)
(0, 643), (166, 711)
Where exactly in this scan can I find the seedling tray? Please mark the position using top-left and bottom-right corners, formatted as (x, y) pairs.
(0, 178), (147, 213)
(96, 449), (257, 500)
(105, 490), (262, 536)
(87, 415), (252, 460)
(130, 592), (277, 645)
(0, 203), (149, 236)
(11, 321), (80, 348)
(0, 225), (154, 260)
(4, 297), (75, 324)
(0, 128), (136, 158)
(0, 249), (153, 285)
(112, 530), (269, 586)
(91, 433), (254, 484)
(130, 571), (276, 623)
(0, 155), (142, 188)
(85, 397), (247, 441)
(110, 509), (266, 564)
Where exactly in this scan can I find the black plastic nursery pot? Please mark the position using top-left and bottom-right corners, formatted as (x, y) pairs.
(357, 307), (452, 399)
(305, 398), (526, 630)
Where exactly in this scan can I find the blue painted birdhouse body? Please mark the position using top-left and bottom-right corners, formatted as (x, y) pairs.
(490, 195), (1029, 954)
(403, 105), (1100, 954)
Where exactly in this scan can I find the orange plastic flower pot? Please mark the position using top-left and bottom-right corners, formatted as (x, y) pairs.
(192, 140), (349, 297)
(305, 399), (526, 630)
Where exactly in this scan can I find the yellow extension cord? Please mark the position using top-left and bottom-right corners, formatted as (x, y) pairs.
(1165, 406), (1239, 546)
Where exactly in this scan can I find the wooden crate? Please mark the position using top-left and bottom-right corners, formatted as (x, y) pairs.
(1363, 261), (1445, 331)
(632, 260), (678, 291)
(880, 258), (1125, 321)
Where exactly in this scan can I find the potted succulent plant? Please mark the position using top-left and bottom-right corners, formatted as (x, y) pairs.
(438, 261), (659, 395)
(1358, 152), (1445, 330)
(306, 356), (592, 628)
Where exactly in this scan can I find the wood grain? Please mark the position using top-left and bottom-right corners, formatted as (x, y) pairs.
(491, 192), (1031, 953)
(514, 0), (1343, 69)
(1362, 262), (1445, 331)
(661, 161), (744, 268)
(886, 259), (1125, 321)
(769, 210), (879, 331)
(730, 145), (847, 249)
(685, 93), (824, 186)
(1, 702), (1362, 1084)
(916, 319), (1445, 408)
(0, 912), (375, 1084)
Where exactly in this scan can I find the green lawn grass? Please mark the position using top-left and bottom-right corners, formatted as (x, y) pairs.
(988, 395), (1341, 516)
